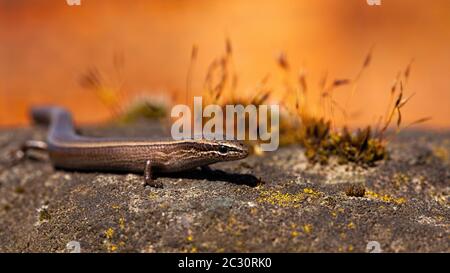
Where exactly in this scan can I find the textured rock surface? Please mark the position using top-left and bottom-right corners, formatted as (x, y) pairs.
(0, 122), (448, 253)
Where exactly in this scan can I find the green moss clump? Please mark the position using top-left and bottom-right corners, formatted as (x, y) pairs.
(14, 186), (25, 194)
(117, 99), (168, 124)
(345, 184), (366, 197)
(39, 208), (51, 222)
(297, 118), (387, 165)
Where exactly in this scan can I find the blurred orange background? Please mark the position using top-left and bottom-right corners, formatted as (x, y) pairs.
(0, 0), (449, 128)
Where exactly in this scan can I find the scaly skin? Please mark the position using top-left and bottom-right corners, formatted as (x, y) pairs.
(24, 106), (249, 188)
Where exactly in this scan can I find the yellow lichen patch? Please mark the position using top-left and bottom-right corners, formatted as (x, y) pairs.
(303, 224), (313, 234)
(348, 245), (354, 252)
(111, 204), (120, 210)
(187, 235), (193, 242)
(347, 222), (356, 229)
(291, 231), (299, 238)
(393, 172), (410, 188)
(108, 244), (118, 252)
(148, 191), (159, 199)
(119, 218), (125, 230)
(430, 190), (448, 207)
(105, 228), (115, 239)
(215, 214), (246, 238)
(257, 189), (307, 208)
(366, 190), (406, 205)
(329, 208), (343, 219)
(303, 188), (322, 196)
(393, 172), (409, 183)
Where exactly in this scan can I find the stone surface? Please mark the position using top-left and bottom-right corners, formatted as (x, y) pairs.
(0, 122), (448, 253)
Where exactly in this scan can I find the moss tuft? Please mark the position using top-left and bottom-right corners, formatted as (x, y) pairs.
(291, 118), (387, 165)
(345, 183), (366, 197)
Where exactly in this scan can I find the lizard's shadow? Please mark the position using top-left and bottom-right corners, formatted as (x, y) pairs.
(159, 168), (261, 187)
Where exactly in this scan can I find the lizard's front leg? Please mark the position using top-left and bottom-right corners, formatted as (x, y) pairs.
(200, 165), (213, 173)
(144, 160), (163, 188)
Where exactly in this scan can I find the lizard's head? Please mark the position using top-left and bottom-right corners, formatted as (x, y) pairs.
(199, 139), (249, 162)
(214, 140), (249, 160)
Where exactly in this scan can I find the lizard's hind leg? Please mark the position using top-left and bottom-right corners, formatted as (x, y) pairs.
(8, 140), (48, 166)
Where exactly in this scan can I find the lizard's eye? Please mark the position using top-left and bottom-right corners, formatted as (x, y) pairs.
(218, 145), (228, 154)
